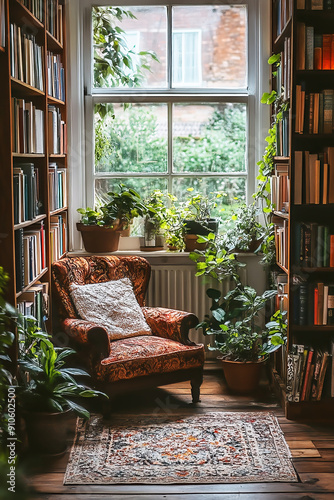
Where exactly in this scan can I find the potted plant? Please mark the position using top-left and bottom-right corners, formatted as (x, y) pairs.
(197, 285), (286, 393)
(142, 190), (167, 249)
(225, 203), (264, 253)
(17, 326), (107, 455)
(182, 190), (221, 252)
(77, 184), (147, 252)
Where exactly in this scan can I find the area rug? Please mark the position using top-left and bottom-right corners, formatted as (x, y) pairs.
(63, 412), (298, 484)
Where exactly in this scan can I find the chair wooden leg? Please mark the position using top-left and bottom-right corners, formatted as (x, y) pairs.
(191, 370), (203, 403)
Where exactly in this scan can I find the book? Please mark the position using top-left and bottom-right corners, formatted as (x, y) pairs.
(294, 151), (303, 204)
(315, 351), (329, 400)
(301, 347), (314, 401)
(327, 285), (334, 325)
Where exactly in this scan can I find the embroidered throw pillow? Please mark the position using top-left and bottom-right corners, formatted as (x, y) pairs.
(70, 278), (151, 341)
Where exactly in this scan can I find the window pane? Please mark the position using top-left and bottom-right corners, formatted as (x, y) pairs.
(172, 5), (247, 89)
(173, 103), (247, 173)
(172, 177), (246, 221)
(93, 6), (167, 89)
(95, 177), (168, 207)
(94, 104), (168, 173)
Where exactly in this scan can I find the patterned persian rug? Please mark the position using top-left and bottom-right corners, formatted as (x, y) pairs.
(64, 412), (298, 484)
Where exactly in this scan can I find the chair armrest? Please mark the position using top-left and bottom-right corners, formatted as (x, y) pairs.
(142, 307), (199, 345)
(62, 318), (109, 359)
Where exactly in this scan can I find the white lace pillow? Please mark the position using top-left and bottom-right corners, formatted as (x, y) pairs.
(70, 278), (151, 341)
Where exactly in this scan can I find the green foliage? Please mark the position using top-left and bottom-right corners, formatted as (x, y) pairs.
(197, 286), (285, 362)
(78, 184), (147, 228)
(223, 203), (263, 252)
(18, 331), (107, 419)
(92, 6), (158, 89)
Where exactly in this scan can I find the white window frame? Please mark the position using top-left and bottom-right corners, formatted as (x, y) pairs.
(65, 0), (271, 251)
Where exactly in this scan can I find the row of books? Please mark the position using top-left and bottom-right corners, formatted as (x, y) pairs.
(297, 24), (334, 71)
(276, 109), (290, 158)
(275, 219), (289, 269)
(47, 52), (65, 102)
(286, 344), (333, 402)
(50, 214), (67, 262)
(271, 163), (290, 213)
(294, 282), (334, 325)
(17, 282), (49, 332)
(276, 37), (291, 101)
(47, 0), (63, 45)
(49, 163), (67, 211)
(297, 0), (334, 9)
(11, 98), (45, 154)
(295, 87), (334, 135)
(10, 23), (44, 91)
(294, 148), (334, 204)
(13, 163), (41, 224)
(275, 0), (292, 37)
(17, 0), (44, 22)
(0, 0), (5, 48)
(48, 105), (67, 155)
(295, 222), (334, 268)
(15, 224), (46, 291)
(276, 273), (288, 312)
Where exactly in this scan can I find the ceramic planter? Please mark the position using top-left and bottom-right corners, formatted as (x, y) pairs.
(22, 409), (72, 455)
(220, 357), (266, 394)
(183, 218), (219, 252)
(77, 222), (121, 253)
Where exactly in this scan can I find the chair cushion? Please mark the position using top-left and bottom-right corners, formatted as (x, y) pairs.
(95, 336), (205, 383)
(70, 278), (151, 341)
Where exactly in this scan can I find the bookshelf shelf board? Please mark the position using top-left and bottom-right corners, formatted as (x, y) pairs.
(50, 207), (68, 216)
(296, 70), (334, 78)
(49, 154), (66, 158)
(11, 77), (45, 97)
(291, 325), (334, 333)
(273, 18), (291, 50)
(273, 156), (290, 162)
(276, 262), (289, 274)
(16, 268), (48, 298)
(46, 31), (63, 52)
(293, 267), (334, 273)
(14, 214), (47, 230)
(12, 153), (45, 158)
(12, 0), (44, 30)
(47, 95), (65, 106)
(273, 211), (289, 219)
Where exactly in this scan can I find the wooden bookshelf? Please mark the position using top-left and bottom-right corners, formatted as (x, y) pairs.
(271, 0), (334, 420)
(0, 0), (68, 338)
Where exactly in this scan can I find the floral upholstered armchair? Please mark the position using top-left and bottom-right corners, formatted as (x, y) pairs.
(51, 256), (204, 404)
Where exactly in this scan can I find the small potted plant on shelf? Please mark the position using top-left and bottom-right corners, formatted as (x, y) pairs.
(197, 285), (286, 393)
(182, 190), (221, 252)
(142, 190), (167, 250)
(77, 184), (147, 252)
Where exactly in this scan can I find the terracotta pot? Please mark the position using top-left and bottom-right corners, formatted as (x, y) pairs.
(22, 409), (72, 455)
(77, 222), (121, 253)
(184, 234), (207, 252)
(219, 358), (266, 394)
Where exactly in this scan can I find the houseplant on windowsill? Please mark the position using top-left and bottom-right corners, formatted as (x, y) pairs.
(182, 190), (221, 252)
(197, 285), (286, 393)
(225, 203), (264, 253)
(77, 184), (147, 252)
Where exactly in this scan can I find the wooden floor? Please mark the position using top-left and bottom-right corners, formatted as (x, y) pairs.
(25, 364), (334, 499)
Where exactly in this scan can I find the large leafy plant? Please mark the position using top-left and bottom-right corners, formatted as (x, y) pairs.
(197, 286), (286, 362)
(18, 334), (107, 419)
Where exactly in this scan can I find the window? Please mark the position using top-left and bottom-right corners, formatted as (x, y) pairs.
(173, 31), (201, 85)
(82, 1), (263, 232)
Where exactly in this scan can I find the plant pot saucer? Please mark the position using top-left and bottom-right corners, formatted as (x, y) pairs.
(140, 246), (164, 252)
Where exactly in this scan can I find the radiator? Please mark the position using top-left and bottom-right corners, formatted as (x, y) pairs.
(146, 263), (248, 358)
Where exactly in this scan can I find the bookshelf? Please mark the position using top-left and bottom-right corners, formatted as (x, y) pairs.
(271, 0), (334, 421)
(0, 0), (67, 341)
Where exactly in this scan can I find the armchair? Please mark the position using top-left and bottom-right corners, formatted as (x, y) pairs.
(51, 256), (204, 404)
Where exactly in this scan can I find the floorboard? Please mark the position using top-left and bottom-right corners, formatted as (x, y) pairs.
(22, 367), (334, 499)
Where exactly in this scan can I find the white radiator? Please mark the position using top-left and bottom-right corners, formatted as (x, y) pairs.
(146, 263), (247, 358)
